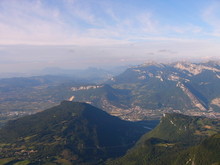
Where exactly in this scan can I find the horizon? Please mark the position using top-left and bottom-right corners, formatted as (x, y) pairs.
(0, 0), (220, 73)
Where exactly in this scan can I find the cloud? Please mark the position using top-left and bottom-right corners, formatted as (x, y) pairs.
(158, 49), (177, 54)
(0, 0), (219, 46)
(165, 24), (203, 34)
(0, 0), (73, 44)
(202, 1), (220, 36)
(0, 0), (160, 45)
(0, 37), (220, 73)
(137, 13), (158, 33)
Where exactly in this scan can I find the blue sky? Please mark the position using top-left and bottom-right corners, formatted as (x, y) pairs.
(0, 0), (220, 73)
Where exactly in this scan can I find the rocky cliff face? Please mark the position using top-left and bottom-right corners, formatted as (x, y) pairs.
(176, 82), (207, 111)
(173, 62), (220, 76)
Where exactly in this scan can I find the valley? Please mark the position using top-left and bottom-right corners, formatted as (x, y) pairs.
(1, 1), (220, 164)
(0, 61), (220, 164)
(1, 61), (220, 127)
(0, 101), (158, 164)
(0, 102), (219, 164)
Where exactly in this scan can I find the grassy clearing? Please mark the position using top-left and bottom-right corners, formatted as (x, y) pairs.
(0, 158), (15, 164)
(14, 160), (30, 165)
(156, 143), (175, 147)
(55, 158), (72, 165)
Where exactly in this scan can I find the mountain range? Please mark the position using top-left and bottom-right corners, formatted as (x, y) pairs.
(0, 101), (155, 165)
(0, 102), (219, 165)
(70, 61), (220, 120)
(1, 61), (220, 126)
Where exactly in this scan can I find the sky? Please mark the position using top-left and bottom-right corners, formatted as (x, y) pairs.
(0, 0), (220, 73)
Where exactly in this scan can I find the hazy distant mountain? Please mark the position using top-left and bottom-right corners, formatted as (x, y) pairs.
(39, 66), (128, 83)
(0, 101), (153, 164)
(107, 113), (220, 165)
(0, 75), (90, 127)
(0, 75), (80, 89)
(40, 67), (114, 83)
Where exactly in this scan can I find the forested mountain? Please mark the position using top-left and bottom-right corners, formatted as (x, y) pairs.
(0, 101), (154, 165)
(107, 113), (220, 165)
(0, 103), (219, 164)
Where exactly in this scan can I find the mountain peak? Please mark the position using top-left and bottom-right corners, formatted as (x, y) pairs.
(139, 62), (165, 67)
(0, 101), (147, 164)
(60, 100), (84, 107)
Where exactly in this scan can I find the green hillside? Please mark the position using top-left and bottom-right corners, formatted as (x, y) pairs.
(72, 84), (132, 111)
(174, 133), (220, 165)
(0, 101), (149, 165)
(107, 113), (220, 165)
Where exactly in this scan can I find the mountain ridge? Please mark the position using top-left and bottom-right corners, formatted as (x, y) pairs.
(70, 61), (220, 120)
(1, 61), (220, 124)
(107, 113), (220, 165)
(0, 101), (153, 164)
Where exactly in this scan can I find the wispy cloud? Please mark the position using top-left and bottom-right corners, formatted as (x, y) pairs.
(0, 0), (157, 45)
(0, 0), (73, 44)
(1, 0), (220, 73)
(202, 1), (220, 37)
(0, 0), (219, 46)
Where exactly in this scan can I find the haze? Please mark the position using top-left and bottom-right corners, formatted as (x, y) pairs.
(0, 0), (220, 73)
